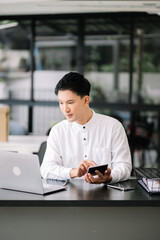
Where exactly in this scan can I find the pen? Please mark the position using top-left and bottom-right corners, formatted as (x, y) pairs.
(63, 179), (69, 187)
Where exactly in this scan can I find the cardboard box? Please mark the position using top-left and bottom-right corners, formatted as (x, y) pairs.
(0, 105), (10, 142)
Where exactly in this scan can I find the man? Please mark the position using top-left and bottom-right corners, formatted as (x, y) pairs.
(41, 72), (132, 184)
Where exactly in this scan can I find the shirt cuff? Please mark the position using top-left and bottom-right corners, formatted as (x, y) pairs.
(110, 170), (119, 183)
(63, 167), (72, 179)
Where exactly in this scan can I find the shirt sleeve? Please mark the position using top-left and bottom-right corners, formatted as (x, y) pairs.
(110, 121), (132, 183)
(40, 127), (72, 180)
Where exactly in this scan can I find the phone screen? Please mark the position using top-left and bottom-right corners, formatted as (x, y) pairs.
(87, 164), (108, 176)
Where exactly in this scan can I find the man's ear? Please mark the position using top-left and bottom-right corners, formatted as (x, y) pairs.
(84, 95), (90, 106)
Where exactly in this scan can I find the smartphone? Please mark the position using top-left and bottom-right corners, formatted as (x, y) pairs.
(87, 164), (108, 176)
(107, 182), (135, 191)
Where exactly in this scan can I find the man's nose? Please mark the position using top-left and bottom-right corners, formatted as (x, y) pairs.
(64, 104), (70, 112)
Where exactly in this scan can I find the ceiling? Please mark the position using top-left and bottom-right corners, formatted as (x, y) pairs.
(0, 0), (160, 16)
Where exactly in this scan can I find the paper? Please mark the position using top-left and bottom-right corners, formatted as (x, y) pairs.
(142, 178), (160, 192)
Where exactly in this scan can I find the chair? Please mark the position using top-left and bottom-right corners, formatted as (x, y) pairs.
(35, 141), (47, 165)
(127, 121), (154, 167)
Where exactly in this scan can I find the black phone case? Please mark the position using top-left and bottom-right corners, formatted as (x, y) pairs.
(88, 164), (108, 175)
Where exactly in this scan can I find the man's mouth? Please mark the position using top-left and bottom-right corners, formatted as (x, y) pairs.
(66, 114), (73, 118)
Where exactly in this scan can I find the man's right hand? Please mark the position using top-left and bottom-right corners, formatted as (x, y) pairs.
(70, 160), (96, 178)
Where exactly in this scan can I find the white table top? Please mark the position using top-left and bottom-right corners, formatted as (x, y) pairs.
(0, 135), (48, 154)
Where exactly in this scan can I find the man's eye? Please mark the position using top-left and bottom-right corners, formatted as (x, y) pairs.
(68, 102), (74, 104)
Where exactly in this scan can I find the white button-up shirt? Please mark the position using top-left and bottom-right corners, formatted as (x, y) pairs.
(41, 111), (132, 183)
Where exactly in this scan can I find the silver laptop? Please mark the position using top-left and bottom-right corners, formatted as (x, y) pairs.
(0, 151), (66, 195)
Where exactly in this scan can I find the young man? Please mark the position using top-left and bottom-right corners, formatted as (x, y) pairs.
(41, 72), (132, 184)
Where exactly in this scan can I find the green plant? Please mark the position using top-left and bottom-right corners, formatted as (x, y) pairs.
(99, 64), (114, 72)
(0, 77), (4, 82)
(142, 53), (158, 72)
(90, 83), (106, 101)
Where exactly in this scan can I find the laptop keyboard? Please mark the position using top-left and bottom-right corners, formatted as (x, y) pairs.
(134, 168), (160, 178)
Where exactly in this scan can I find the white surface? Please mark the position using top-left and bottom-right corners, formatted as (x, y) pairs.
(0, 135), (48, 154)
(0, 1), (160, 16)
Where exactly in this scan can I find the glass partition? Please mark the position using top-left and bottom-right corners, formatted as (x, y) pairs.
(33, 18), (78, 134)
(0, 13), (160, 142)
(132, 15), (160, 104)
(0, 20), (31, 100)
(0, 20), (31, 134)
(84, 16), (131, 104)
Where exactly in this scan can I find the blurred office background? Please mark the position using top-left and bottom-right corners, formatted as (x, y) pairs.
(0, 0), (160, 167)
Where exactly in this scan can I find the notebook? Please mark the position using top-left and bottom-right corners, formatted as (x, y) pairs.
(138, 179), (160, 194)
(134, 168), (160, 194)
(0, 151), (66, 195)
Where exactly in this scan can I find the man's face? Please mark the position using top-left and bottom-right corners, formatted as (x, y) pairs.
(58, 90), (89, 124)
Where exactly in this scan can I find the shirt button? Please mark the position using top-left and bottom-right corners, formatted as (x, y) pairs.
(83, 126), (85, 129)
(83, 138), (86, 141)
(85, 155), (87, 158)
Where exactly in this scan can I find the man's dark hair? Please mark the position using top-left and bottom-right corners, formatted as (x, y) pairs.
(55, 72), (91, 97)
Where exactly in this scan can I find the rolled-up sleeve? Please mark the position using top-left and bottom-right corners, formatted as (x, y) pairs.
(110, 122), (132, 183)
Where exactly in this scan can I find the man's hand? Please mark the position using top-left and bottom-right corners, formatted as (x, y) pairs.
(84, 167), (112, 184)
(70, 160), (96, 178)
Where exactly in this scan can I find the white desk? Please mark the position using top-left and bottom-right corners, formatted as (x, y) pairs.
(0, 135), (48, 154)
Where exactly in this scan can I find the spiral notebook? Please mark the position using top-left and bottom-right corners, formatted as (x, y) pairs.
(134, 168), (160, 194)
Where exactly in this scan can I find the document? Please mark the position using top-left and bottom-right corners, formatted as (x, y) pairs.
(142, 178), (160, 192)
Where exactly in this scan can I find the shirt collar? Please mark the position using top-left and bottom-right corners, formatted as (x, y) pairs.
(71, 110), (96, 130)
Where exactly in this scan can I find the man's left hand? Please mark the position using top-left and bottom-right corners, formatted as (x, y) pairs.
(84, 167), (112, 184)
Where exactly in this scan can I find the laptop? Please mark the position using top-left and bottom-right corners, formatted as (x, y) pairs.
(134, 167), (160, 179)
(0, 151), (66, 195)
